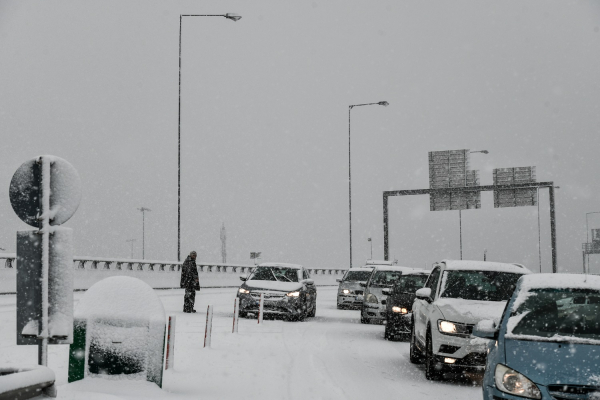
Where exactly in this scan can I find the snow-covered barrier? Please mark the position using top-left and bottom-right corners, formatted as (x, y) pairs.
(68, 277), (166, 387)
(0, 365), (56, 399)
(0, 254), (344, 294)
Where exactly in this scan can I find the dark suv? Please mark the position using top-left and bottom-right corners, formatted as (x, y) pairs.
(382, 270), (429, 340)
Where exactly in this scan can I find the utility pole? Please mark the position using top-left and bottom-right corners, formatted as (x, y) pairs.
(137, 207), (151, 259)
(368, 237), (372, 260)
(126, 239), (136, 259)
(220, 222), (227, 263)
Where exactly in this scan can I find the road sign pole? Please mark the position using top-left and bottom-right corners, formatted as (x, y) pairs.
(383, 194), (389, 261)
(549, 185), (557, 273)
(39, 157), (51, 366)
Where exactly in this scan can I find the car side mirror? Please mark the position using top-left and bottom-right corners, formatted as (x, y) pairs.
(359, 282), (366, 288)
(336, 279), (342, 283)
(304, 279), (314, 285)
(239, 276), (247, 281)
(382, 289), (391, 296)
(472, 319), (498, 340)
(415, 288), (432, 302)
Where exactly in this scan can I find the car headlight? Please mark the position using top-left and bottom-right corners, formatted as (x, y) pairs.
(365, 294), (378, 304)
(392, 306), (408, 314)
(437, 320), (471, 336)
(495, 364), (541, 399)
(286, 291), (300, 297)
(342, 289), (351, 295)
(239, 288), (250, 294)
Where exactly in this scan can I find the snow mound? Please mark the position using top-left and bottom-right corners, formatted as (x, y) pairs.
(75, 276), (165, 323)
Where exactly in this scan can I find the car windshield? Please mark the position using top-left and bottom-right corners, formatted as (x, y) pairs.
(370, 271), (403, 287)
(250, 267), (299, 282)
(344, 271), (372, 282)
(394, 275), (428, 294)
(509, 288), (600, 342)
(440, 270), (523, 301)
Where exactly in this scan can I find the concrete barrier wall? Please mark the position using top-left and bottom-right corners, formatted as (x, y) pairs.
(0, 256), (342, 294)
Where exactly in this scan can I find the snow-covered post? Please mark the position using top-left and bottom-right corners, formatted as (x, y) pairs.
(39, 157), (51, 366)
(165, 315), (176, 369)
(232, 298), (239, 333)
(204, 305), (213, 348)
(258, 293), (264, 324)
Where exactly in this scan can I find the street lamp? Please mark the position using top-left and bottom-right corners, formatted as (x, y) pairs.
(137, 207), (151, 259)
(348, 101), (388, 268)
(178, 13), (241, 262)
(368, 237), (372, 260)
(460, 150), (489, 260)
(126, 239), (136, 259)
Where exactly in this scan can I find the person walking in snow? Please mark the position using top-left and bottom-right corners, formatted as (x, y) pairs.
(180, 251), (200, 313)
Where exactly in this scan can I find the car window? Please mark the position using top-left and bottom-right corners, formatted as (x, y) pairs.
(508, 288), (600, 342)
(439, 270), (522, 301)
(425, 267), (441, 298)
(370, 270), (403, 287)
(249, 267), (299, 282)
(394, 275), (428, 294)
(303, 270), (309, 280)
(343, 271), (373, 282)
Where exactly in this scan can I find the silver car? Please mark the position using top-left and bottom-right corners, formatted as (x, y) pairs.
(360, 265), (417, 324)
(237, 263), (317, 321)
(336, 267), (374, 309)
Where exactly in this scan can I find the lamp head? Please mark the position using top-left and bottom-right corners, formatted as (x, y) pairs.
(378, 101), (389, 106)
(225, 13), (242, 21)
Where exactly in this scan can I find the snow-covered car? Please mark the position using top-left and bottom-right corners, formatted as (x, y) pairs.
(383, 270), (430, 341)
(336, 267), (374, 309)
(474, 274), (600, 400)
(410, 260), (531, 380)
(237, 263), (317, 321)
(360, 265), (417, 324)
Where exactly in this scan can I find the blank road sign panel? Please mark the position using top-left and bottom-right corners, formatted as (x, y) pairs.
(493, 167), (537, 208)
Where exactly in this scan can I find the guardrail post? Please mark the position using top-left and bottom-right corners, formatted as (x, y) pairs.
(204, 305), (213, 348)
(258, 294), (264, 324)
(232, 298), (239, 333)
(165, 315), (176, 369)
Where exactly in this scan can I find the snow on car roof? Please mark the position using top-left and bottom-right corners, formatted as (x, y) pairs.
(257, 262), (302, 269)
(440, 260), (531, 274)
(348, 267), (374, 271)
(519, 273), (600, 291)
(372, 265), (416, 272)
(365, 260), (393, 265)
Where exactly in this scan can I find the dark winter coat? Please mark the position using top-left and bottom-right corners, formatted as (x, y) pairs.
(180, 256), (200, 290)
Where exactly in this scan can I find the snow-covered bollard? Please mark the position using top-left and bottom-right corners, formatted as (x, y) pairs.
(258, 293), (264, 324)
(165, 315), (176, 370)
(204, 305), (213, 348)
(232, 298), (239, 333)
(68, 276), (166, 388)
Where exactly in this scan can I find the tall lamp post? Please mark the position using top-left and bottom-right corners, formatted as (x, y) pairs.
(137, 207), (151, 259)
(585, 211), (600, 273)
(458, 150), (489, 260)
(126, 239), (136, 259)
(178, 13), (241, 262)
(348, 101), (388, 268)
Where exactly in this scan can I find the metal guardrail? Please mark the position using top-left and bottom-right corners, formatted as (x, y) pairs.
(0, 253), (345, 276)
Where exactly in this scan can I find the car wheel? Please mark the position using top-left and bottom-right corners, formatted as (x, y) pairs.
(384, 321), (395, 340)
(425, 330), (443, 381)
(308, 303), (316, 318)
(409, 322), (423, 364)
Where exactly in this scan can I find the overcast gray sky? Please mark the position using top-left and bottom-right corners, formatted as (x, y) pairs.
(1, 1), (599, 273)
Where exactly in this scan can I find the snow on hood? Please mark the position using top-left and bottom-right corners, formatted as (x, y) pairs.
(244, 280), (302, 292)
(436, 298), (507, 325)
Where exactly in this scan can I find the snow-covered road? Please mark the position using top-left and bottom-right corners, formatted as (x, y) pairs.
(0, 287), (482, 399)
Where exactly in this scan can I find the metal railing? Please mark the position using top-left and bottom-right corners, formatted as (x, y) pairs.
(0, 253), (345, 276)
